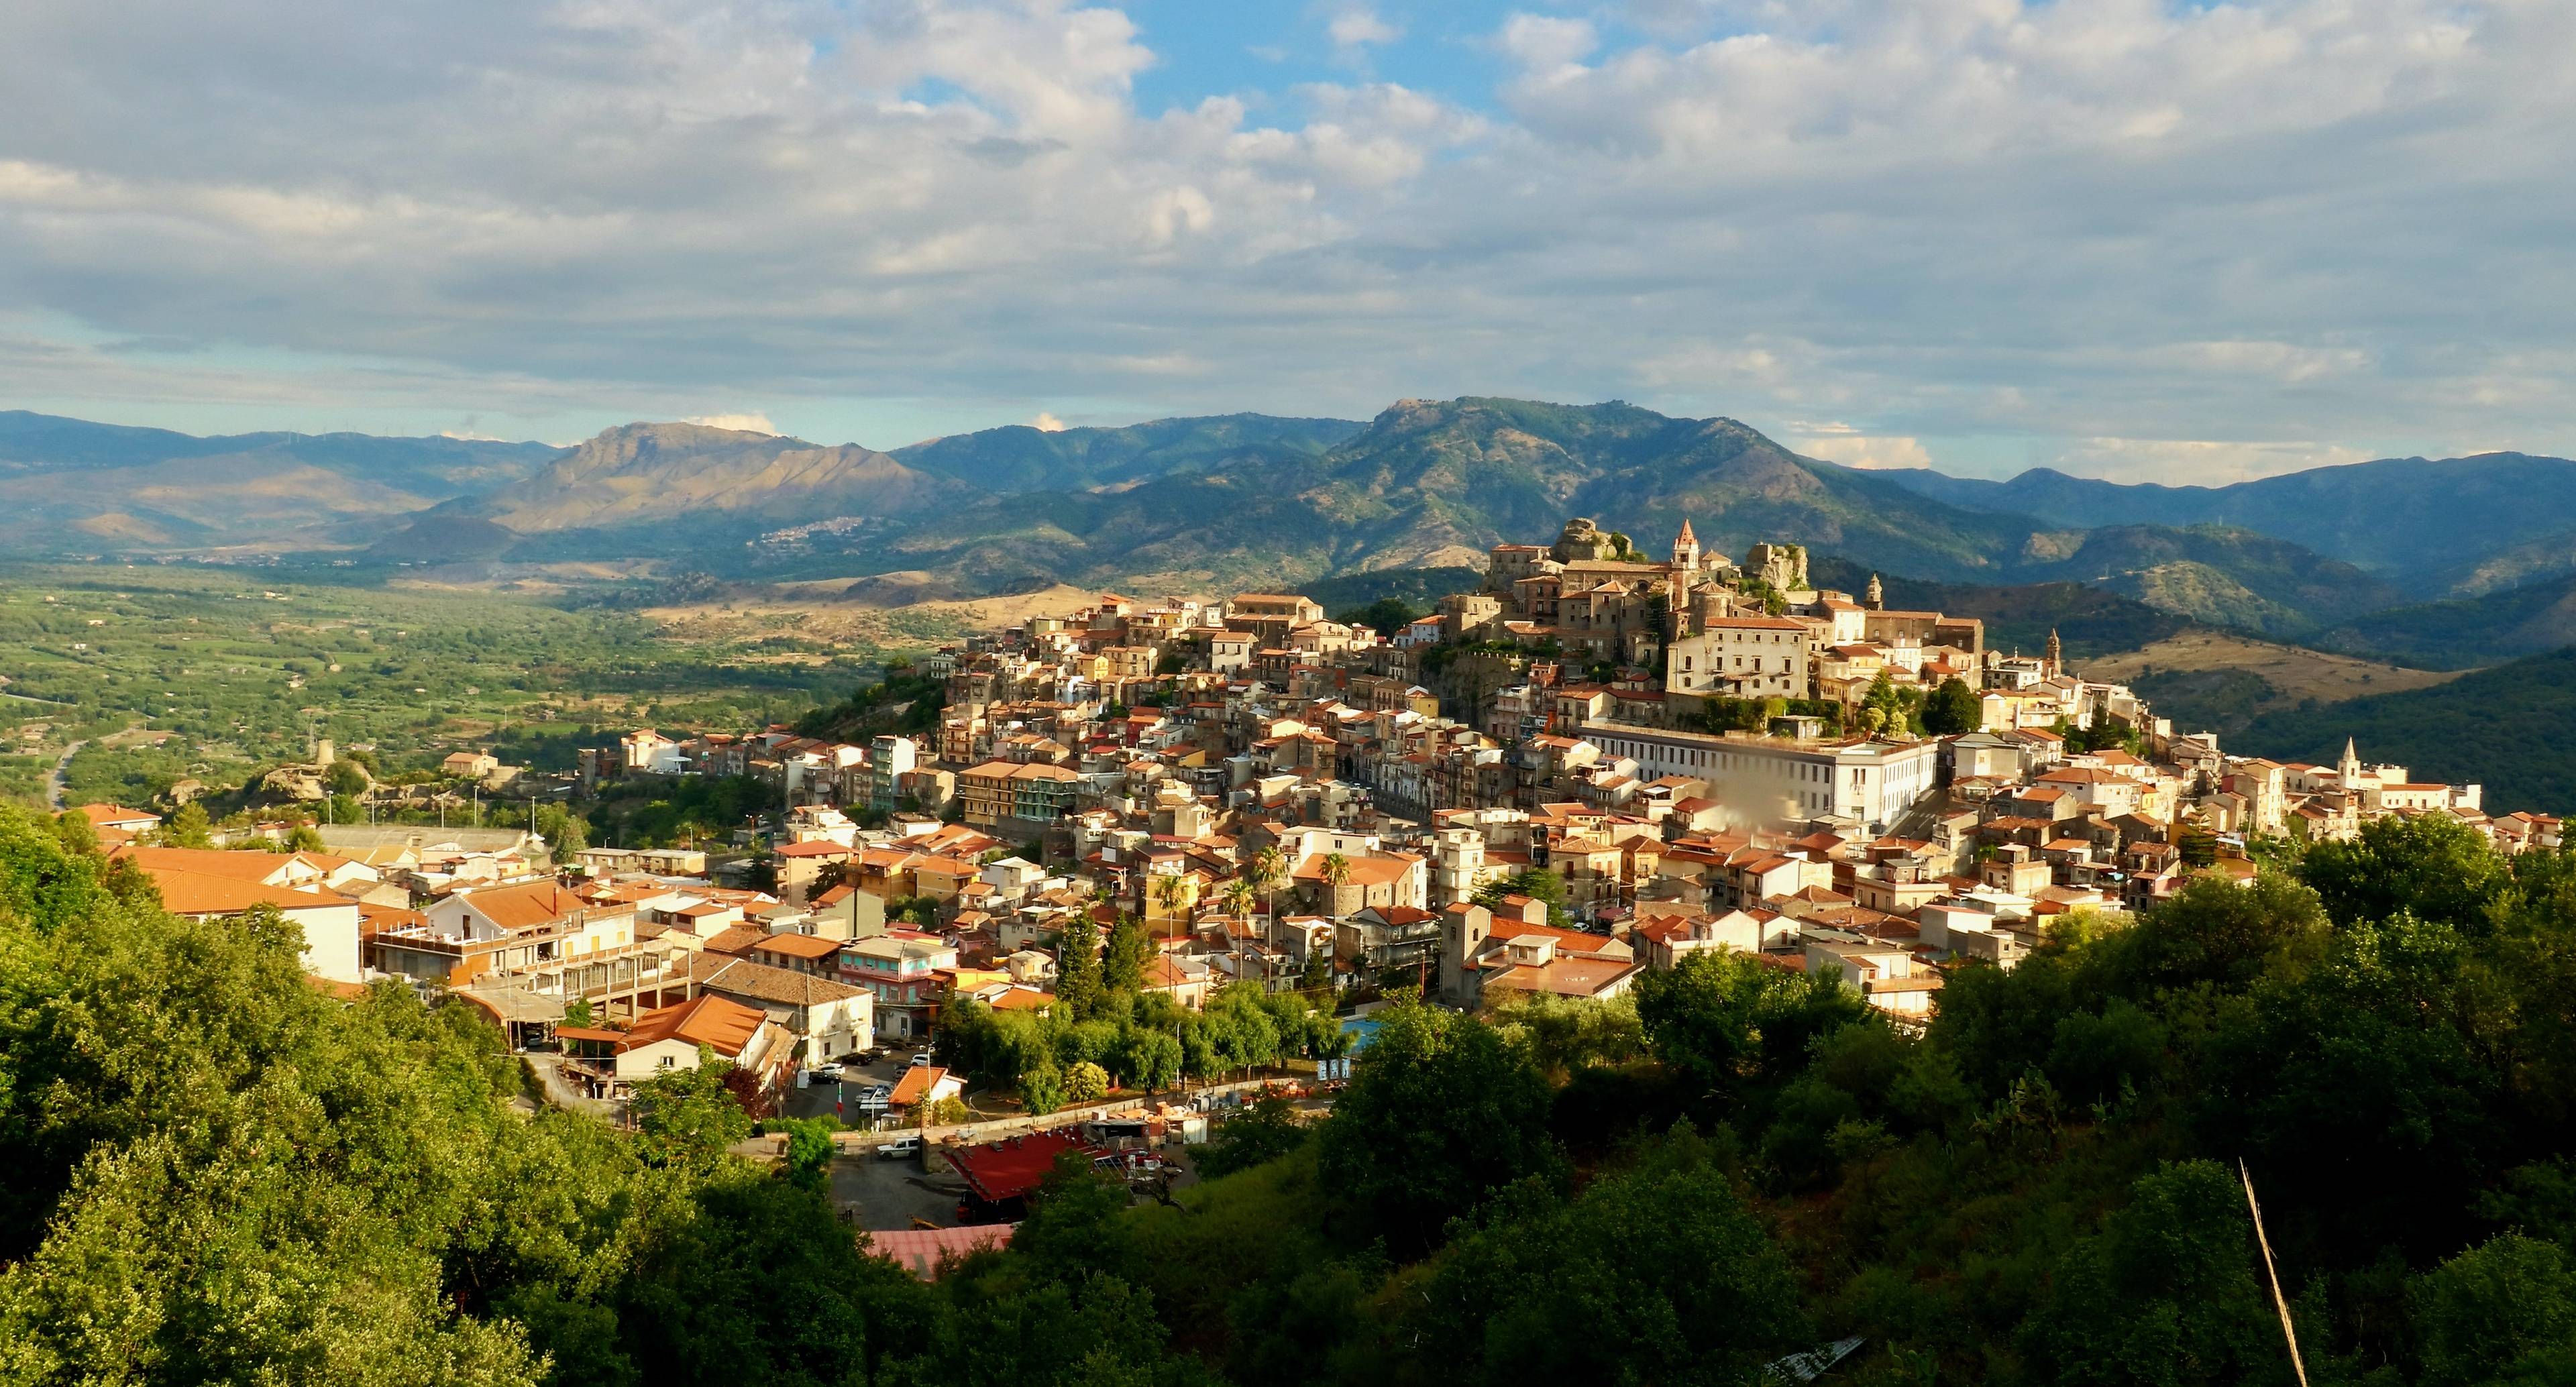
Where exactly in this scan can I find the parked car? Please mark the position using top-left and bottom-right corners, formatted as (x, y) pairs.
(879, 1135), (922, 1160)
(909, 1052), (934, 1068)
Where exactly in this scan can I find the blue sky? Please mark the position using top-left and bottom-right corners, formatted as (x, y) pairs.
(1, 0), (2569, 483)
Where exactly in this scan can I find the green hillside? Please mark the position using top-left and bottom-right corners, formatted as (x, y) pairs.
(2233, 645), (2576, 812)
(2013, 524), (2406, 640)
(2318, 572), (2576, 669)
(1809, 557), (2188, 658)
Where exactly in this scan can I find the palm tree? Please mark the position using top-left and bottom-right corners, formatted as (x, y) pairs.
(1218, 876), (1257, 926)
(1154, 872), (1191, 940)
(1320, 851), (1352, 910)
(1248, 845), (1287, 924)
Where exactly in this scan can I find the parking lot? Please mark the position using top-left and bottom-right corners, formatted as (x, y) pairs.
(828, 1148), (965, 1231)
(780, 1048), (922, 1129)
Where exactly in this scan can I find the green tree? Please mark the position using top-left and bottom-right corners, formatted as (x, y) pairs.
(1019, 1062), (1067, 1117)
(1194, 1094), (1311, 1180)
(164, 800), (213, 848)
(2299, 812), (2510, 932)
(1471, 868), (1571, 927)
(1316, 998), (1565, 1254)
(1114, 1027), (1182, 1094)
(775, 1117), (839, 1193)
(48, 810), (98, 858)
(1336, 598), (1426, 637)
(284, 822), (327, 853)
(325, 758), (371, 799)
(1394, 1126), (1804, 1386)
(534, 803), (588, 861)
(1065, 1060), (1110, 1105)
(1103, 913), (1152, 993)
(2411, 1233), (2576, 1386)
(1632, 948), (1870, 1109)
(630, 1049), (755, 1169)
(1299, 944), (1334, 997)
(1055, 910), (1104, 1019)
(1248, 845), (1288, 924)
(1921, 676), (1983, 735)
(2021, 1160), (2290, 1386)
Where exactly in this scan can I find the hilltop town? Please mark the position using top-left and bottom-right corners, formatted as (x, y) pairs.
(74, 514), (2533, 1125)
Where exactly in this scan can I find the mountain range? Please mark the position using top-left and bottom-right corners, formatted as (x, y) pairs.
(1874, 453), (2576, 594)
(2, 400), (2569, 667)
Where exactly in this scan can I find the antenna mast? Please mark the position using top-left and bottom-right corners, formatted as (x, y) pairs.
(2240, 1159), (2312, 1387)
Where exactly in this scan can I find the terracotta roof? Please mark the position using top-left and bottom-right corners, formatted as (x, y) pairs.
(1290, 851), (1422, 887)
(695, 953), (867, 1005)
(865, 1224), (1016, 1280)
(452, 880), (601, 930)
(888, 1064), (953, 1106)
(702, 925), (769, 955)
(987, 985), (1055, 1011)
(774, 840), (854, 858)
(618, 994), (768, 1058)
(76, 803), (161, 828)
(143, 867), (354, 917)
(749, 932), (847, 961)
(306, 975), (371, 1002)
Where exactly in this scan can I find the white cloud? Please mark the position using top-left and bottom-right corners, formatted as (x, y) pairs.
(2047, 437), (2375, 488)
(0, 0), (2571, 475)
(1500, 15), (1599, 74)
(1327, 7), (1403, 50)
(684, 412), (781, 435)
(1030, 411), (1067, 431)
(1794, 427), (1935, 471)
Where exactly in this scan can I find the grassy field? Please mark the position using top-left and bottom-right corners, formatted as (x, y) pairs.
(2080, 628), (2464, 736)
(0, 563), (899, 811)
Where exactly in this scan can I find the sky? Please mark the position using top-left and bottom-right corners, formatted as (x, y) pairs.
(1, 0), (2569, 484)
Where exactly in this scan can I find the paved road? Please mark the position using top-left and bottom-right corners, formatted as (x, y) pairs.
(46, 739), (87, 812)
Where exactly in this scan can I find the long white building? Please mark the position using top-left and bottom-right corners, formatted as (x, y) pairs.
(1580, 720), (1941, 835)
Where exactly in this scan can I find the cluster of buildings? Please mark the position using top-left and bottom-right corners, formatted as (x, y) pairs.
(78, 514), (2551, 1101)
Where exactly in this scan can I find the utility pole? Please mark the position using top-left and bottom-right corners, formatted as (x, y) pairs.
(2241, 1160), (2312, 1387)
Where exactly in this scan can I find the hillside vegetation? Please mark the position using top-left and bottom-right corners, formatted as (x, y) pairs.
(2317, 571), (2576, 669)
(12, 808), (2576, 1384)
(2234, 645), (2576, 812)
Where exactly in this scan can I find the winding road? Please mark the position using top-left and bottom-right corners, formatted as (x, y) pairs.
(45, 739), (86, 812)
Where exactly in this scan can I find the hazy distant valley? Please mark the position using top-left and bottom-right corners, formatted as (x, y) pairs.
(11, 397), (2576, 804)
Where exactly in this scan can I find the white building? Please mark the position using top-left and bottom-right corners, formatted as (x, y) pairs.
(1580, 720), (1941, 835)
(1666, 614), (1814, 700)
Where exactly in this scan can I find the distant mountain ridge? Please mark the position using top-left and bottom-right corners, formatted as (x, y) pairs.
(890, 414), (1358, 493)
(1874, 451), (2576, 589)
(3, 400), (2567, 665)
(474, 423), (961, 533)
(0, 410), (556, 549)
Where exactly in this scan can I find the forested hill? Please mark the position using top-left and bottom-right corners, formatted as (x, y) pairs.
(2232, 644), (2576, 812)
(9, 803), (2576, 1384)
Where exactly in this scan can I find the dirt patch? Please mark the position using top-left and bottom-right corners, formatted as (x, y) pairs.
(2084, 628), (2463, 718)
(646, 582), (1103, 651)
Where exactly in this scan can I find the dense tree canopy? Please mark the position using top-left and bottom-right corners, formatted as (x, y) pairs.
(11, 795), (2576, 1386)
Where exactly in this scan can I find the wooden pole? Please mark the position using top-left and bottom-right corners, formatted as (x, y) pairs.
(2240, 1159), (2312, 1387)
